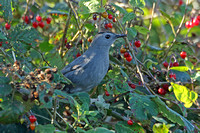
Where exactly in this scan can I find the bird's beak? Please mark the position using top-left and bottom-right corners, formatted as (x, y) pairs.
(116, 34), (127, 38)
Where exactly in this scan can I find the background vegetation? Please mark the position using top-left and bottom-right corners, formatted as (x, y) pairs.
(0, 0), (200, 132)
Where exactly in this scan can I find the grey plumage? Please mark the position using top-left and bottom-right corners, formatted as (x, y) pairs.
(61, 32), (126, 93)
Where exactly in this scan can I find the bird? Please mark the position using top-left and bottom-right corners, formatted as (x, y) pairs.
(61, 32), (126, 93)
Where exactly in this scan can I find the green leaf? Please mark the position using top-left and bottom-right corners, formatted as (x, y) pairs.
(0, 0), (13, 20)
(39, 41), (54, 52)
(115, 121), (145, 133)
(76, 92), (90, 111)
(153, 123), (170, 133)
(0, 76), (10, 84)
(78, 0), (105, 14)
(144, 59), (158, 70)
(46, 53), (65, 70)
(111, 3), (127, 14)
(170, 66), (189, 72)
(129, 93), (158, 121)
(134, 25), (149, 35)
(35, 124), (56, 133)
(122, 13), (136, 24)
(0, 100), (24, 124)
(0, 32), (7, 40)
(193, 71), (200, 82)
(185, 60), (194, 70)
(85, 23), (95, 31)
(129, 0), (145, 8)
(86, 127), (114, 133)
(151, 96), (195, 132)
(127, 27), (137, 38)
(171, 83), (198, 108)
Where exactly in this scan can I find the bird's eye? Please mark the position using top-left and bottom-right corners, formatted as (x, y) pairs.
(105, 34), (111, 39)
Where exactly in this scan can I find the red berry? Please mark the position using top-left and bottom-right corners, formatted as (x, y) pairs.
(76, 52), (81, 58)
(65, 43), (71, 49)
(24, 16), (30, 24)
(126, 56), (132, 62)
(173, 62), (179, 67)
(105, 90), (110, 96)
(29, 115), (37, 123)
(5, 23), (11, 30)
(104, 23), (109, 29)
(38, 21), (45, 28)
(163, 61), (169, 68)
(162, 84), (169, 91)
(197, 15), (200, 21)
(179, 0), (183, 6)
(192, 18), (199, 26)
(134, 40), (141, 48)
(127, 120), (133, 125)
(65, 38), (67, 44)
(93, 14), (97, 20)
(180, 51), (187, 59)
(128, 82), (136, 89)
(169, 73), (176, 80)
(46, 17), (52, 24)
(30, 123), (35, 130)
(0, 42), (2, 47)
(138, 81), (142, 85)
(158, 88), (166, 95)
(36, 15), (42, 22)
(107, 23), (113, 28)
(108, 14), (113, 19)
(185, 21), (193, 29)
(120, 48), (126, 53)
(124, 52), (130, 58)
(32, 22), (38, 28)
(79, 40), (83, 44)
(113, 18), (116, 22)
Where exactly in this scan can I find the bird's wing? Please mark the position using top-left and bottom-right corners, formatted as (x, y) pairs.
(61, 55), (89, 75)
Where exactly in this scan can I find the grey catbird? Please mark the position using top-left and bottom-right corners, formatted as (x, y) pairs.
(61, 32), (126, 93)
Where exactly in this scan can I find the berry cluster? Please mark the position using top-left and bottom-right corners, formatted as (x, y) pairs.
(185, 15), (200, 29)
(22, 14), (52, 29)
(29, 115), (37, 130)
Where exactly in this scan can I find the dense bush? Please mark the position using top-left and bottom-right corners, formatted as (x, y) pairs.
(0, 0), (200, 132)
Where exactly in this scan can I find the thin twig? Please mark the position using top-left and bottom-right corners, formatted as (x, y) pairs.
(145, 2), (156, 44)
(60, 9), (72, 58)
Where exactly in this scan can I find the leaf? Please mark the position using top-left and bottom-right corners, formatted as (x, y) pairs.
(76, 92), (90, 111)
(185, 60), (194, 70)
(127, 27), (137, 38)
(134, 25), (149, 35)
(78, 0), (105, 14)
(122, 13), (136, 24)
(0, 0), (13, 20)
(144, 59), (158, 70)
(129, 93), (158, 121)
(0, 32), (7, 40)
(111, 3), (127, 14)
(171, 83), (198, 108)
(86, 127), (114, 133)
(39, 41), (54, 52)
(151, 96), (195, 132)
(46, 52), (65, 70)
(0, 100), (24, 124)
(0, 77), (12, 96)
(85, 23), (95, 31)
(153, 123), (170, 133)
(115, 121), (145, 133)
(35, 124), (56, 133)
(170, 70), (191, 82)
(170, 66), (189, 72)
(193, 71), (200, 81)
(93, 95), (110, 115)
(129, 0), (145, 8)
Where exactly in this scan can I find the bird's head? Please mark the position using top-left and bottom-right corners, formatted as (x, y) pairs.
(91, 32), (126, 49)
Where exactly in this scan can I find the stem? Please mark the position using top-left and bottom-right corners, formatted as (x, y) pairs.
(60, 9), (72, 58)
